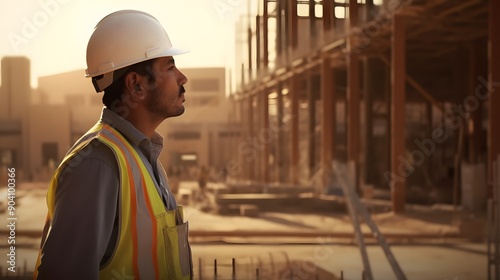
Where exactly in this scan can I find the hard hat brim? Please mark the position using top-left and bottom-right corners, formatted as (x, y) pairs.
(85, 48), (189, 78)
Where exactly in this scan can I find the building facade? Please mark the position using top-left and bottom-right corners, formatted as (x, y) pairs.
(0, 58), (236, 183)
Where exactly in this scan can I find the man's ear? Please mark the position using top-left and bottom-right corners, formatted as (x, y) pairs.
(124, 72), (146, 101)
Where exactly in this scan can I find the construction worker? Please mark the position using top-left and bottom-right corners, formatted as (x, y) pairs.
(34, 10), (193, 280)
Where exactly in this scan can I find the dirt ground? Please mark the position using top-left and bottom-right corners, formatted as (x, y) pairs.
(0, 181), (491, 279)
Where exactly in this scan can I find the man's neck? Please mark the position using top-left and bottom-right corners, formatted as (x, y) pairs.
(114, 106), (162, 139)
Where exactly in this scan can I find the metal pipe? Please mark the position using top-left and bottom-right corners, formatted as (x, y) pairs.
(334, 161), (408, 280)
(334, 162), (373, 280)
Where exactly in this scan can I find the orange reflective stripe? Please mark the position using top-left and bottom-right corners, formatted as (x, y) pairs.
(103, 124), (160, 280)
(101, 132), (141, 279)
(140, 169), (160, 280)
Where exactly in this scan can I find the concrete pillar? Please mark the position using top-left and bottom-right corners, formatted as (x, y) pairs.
(391, 15), (407, 213)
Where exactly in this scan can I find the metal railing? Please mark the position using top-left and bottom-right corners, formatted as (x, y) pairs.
(195, 251), (343, 280)
(0, 260), (33, 280)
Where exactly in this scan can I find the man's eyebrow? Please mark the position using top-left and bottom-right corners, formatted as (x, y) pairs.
(167, 58), (175, 65)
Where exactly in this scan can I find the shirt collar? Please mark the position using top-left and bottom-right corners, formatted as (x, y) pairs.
(100, 107), (164, 148)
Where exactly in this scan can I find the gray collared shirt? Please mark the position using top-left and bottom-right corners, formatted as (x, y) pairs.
(37, 108), (176, 280)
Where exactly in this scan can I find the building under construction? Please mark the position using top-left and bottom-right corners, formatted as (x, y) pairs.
(227, 0), (499, 213)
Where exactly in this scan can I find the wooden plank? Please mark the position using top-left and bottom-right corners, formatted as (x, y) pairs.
(379, 55), (444, 112)
(439, 0), (482, 17)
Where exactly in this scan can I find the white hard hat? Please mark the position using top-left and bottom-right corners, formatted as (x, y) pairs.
(85, 10), (188, 92)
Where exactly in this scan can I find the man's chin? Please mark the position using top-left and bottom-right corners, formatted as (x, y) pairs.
(166, 107), (185, 119)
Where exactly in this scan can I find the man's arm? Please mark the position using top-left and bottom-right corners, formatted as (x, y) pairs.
(36, 143), (119, 280)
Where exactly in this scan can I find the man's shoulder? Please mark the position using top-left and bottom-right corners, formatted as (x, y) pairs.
(61, 138), (118, 175)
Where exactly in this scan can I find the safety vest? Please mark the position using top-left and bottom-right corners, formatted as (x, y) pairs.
(34, 122), (193, 280)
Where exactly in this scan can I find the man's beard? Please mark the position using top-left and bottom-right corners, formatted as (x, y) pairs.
(146, 87), (185, 119)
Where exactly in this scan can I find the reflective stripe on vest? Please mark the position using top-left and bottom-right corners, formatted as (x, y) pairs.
(34, 122), (192, 280)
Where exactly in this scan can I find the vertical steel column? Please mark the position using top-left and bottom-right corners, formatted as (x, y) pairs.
(237, 98), (245, 180)
(276, 0), (282, 58)
(247, 27), (253, 80)
(248, 95), (255, 180)
(363, 58), (374, 187)
(263, 0), (269, 68)
(467, 42), (482, 164)
(489, 3), (500, 275)
(309, 0), (317, 49)
(288, 0), (298, 49)
(323, 0), (332, 31)
(347, 0), (360, 189)
(262, 89), (270, 183)
(391, 15), (407, 213)
(489, 0), (500, 189)
(290, 75), (300, 184)
(277, 82), (285, 183)
(321, 56), (335, 190)
(308, 69), (316, 174)
(256, 15), (261, 71)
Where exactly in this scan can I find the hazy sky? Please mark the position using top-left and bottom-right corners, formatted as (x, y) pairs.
(0, 0), (249, 86)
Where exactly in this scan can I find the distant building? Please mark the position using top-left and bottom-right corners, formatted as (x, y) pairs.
(0, 57), (32, 180)
(157, 68), (240, 180)
(0, 56), (238, 182)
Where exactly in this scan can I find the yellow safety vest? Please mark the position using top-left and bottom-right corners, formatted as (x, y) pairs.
(34, 122), (193, 280)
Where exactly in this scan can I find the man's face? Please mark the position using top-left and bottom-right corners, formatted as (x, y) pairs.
(144, 56), (188, 119)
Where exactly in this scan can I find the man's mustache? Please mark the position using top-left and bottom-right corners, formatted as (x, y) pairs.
(179, 85), (185, 95)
